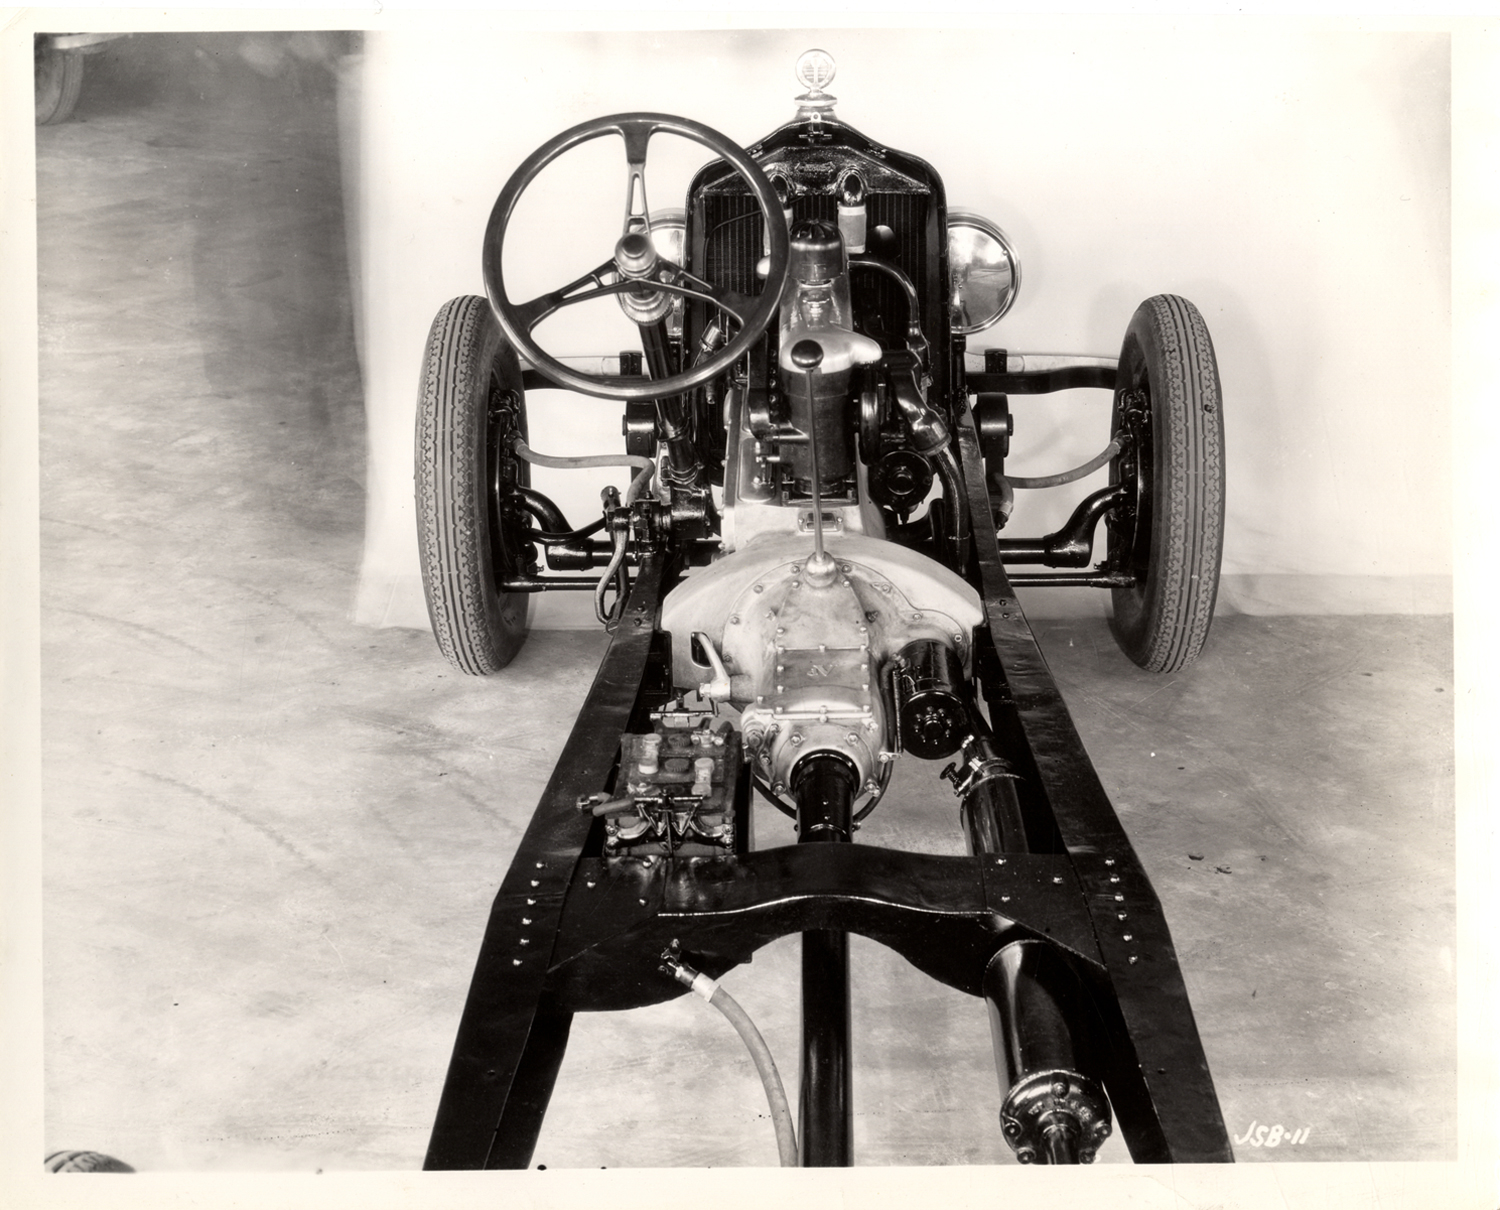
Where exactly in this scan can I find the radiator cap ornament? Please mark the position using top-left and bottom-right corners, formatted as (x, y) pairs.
(794, 49), (837, 119)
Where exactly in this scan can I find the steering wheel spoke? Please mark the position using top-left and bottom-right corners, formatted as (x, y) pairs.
(483, 112), (790, 401)
(681, 271), (753, 324)
(512, 259), (619, 331)
(654, 259), (751, 324)
(617, 117), (656, 236)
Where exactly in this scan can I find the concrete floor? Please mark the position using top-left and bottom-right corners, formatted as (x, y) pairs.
(33, 35), (1455, 1172)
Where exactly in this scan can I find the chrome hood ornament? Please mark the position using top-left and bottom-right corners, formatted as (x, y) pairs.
(794, 48), (837, 120)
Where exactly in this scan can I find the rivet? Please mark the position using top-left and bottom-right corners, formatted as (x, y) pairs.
(638, 898), (647, 906)
(511, 958), (523, 966)
(521, 917), (533, 925)
(754, 584), (764, 593)
(996, 857), (1007, 865)
(1051, 1080), (1068, 1097)
(535, 861), (545, 869)
(776, 664), (785, 673)
(1123, 933), (1134, 941)
(1052, 876), (1064, 885)
(530, 880), (540, 888)
(1001, 894), (1011, 903)
(585, 881), (596, 889)
(776, 627), (785, 636)
(1109, 875), (1120, 884)
(518, 937), (531, 946)
(526, 898), (537, 906)
(1114, 893), (1125, 902)
(1104, 857), (1116, 866)
(730, 615), (740, 624)
(791, 580), (800, 589)
(1128, 955), (1139, 964)
(1117, 911), (1127, 920)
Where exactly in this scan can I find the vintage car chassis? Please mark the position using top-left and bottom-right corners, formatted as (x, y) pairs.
(417, 54), (1231, 1169)
(421, 420), (1231, 1169)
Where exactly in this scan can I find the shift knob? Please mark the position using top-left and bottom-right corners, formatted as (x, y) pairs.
(790, 339), (824, 370)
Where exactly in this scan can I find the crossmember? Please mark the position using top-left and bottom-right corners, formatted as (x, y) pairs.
(423, 414), (1231, 1169)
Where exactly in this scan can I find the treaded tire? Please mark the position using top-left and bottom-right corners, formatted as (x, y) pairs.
(45, 1150), (135, 1173)
(415, 296), (533, 674)
(35, 42), (85, 126)
(1107, 295), (1225, 673)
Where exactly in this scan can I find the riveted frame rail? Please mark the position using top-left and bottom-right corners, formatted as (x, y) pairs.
(423, 555), (670, 1171)
(425, 430), (1230, 1168)
(956, 410), (1232, 1162)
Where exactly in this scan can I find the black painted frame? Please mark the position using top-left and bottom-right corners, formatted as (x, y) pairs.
(422, 413), (1232, 1170)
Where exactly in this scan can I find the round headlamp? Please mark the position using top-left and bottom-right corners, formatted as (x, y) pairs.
(947, 211), (1021, 334)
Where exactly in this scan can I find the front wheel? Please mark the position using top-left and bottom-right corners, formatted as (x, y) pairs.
(35, 42), (84, 126)
(1106, 295), (1225, 673)
(415, 296), (533, 674)
(45, 1150), (134, 1172)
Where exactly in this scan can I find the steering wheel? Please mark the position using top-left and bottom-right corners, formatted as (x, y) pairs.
(482, 113), (790, 402)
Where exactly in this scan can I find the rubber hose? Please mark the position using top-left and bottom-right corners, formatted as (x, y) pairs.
(512, 439), (656, 504)
(595, 530), (630, 625)
(1006, 438), (1121, 490)
(513, 439), (654, 622)
(706, 986), (800, 1167)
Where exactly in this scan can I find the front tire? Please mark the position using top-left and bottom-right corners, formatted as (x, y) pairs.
(415, 296), (533, 674)
(1107, 295), (1225, 673)
(45, 1150), (134, 1172)
(35, 42), (84, 126)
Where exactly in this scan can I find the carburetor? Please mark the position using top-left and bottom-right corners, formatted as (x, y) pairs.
(580, 708), (744, 857)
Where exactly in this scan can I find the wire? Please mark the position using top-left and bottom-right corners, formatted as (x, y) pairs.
(852, 755), (895, 824)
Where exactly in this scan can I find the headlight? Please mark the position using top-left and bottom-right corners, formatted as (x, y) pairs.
(647, 208), (687, 336)
(648, 207), (686, 267)
(947, 212), (1021, 334)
